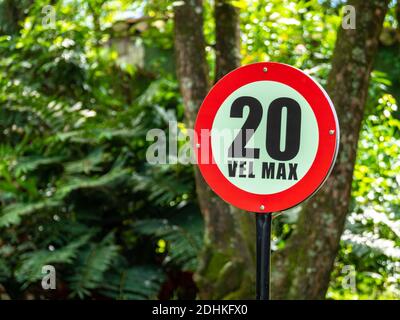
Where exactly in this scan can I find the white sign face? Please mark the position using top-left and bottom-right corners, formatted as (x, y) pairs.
(211, 81), (319, 195)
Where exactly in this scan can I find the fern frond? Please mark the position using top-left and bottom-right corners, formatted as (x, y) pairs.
(64, 148), (106, 174)
(14, 156), (64, 176)
(131, 168), (192, 206)
(15, 234), (92, 286)
(0, 258), (11, 282)
(56, 168), (131, 199)
(68, 233), (119, 299)
(0, 200), (62, 228)
(100, 266), (166, 300)
(134, 218), (202, 271)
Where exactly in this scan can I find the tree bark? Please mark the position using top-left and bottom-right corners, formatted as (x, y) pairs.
(214, 0), (241, 81)
(174, 0), (255, 299)
(396, 0), (400, 32)
(271, 0), (389, 299)
(0, 0), (35, 35)
(0, 0), (22, 35)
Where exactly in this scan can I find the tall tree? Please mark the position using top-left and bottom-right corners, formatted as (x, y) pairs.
(271, 0), (390, 299)
(0, 0), (22, 34)
(0, 0), (34, 35)
(214, 0), (241, 80)
(175, 0), (389, 300)
(174, 0), (255, 299)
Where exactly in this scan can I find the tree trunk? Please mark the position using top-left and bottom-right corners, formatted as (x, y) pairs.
(174, 0), (255, 299)
(0, 0), (22, 35)
(0, 0), (35, 35)
(214, 0), (241, 81)
(271, 0), (389, 299)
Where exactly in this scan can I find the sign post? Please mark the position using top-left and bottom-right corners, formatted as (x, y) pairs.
(256, 212), (272, 300)
(194, 62), (339, 300)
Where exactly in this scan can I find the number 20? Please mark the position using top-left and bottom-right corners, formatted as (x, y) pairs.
(228, 96), (302, 161)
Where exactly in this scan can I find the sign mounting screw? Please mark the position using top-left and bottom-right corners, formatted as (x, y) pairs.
(329, 130), (335, 135)
(196, 143), (201, 149)
(263, 67), (268, 73)
(260, 205), (265, 210)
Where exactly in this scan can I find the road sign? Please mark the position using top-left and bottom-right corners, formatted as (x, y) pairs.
(194, 62), (339, 213)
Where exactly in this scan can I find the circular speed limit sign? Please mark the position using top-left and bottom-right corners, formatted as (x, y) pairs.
(194, 62), (339, 213)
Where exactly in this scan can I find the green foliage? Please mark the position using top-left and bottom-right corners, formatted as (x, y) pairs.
(0, 0), (199, 300)
(240, 0), (340, 82)
(67, 233), (119, 298)
(252, 0), (400, 300)
(0, 0), (399, 300)
(15, 234), (92, 286)
(133, 216), (203, 272)
(101, 265), (166, 300)
(328, 91), (400, 300)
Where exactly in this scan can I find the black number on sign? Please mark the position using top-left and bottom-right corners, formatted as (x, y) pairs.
(266, 97), (301, 161)
(227, 96), (302, 160)
(228, 96), (263, 159)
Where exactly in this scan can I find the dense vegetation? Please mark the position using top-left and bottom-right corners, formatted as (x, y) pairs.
(0, 0), (399, 299)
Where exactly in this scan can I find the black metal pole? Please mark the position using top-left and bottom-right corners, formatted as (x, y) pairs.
(256, 213), (272, 300)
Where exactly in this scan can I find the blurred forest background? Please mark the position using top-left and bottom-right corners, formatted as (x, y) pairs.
(0, 0), (399, 300)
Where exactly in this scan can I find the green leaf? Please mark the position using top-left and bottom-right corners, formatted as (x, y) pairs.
(68, 233), (119, 299)
(100, 265), (166, 300)
(15, 234), (92, 286)
(0, 200), (62, 228)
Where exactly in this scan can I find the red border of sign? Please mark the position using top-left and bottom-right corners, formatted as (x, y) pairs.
(194, 62), (339, 213)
